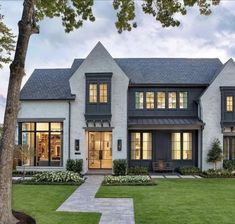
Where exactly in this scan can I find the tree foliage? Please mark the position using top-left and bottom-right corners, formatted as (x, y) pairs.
(0, 10), (15, 68)
(207, 138), (223, 170)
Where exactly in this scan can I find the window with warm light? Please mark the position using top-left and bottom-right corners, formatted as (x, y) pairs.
(131, 133), (141, 160)
(135, 92), (144, 109)
(89, 84), (97, 103)
(179, 92), (188, 109)
(168, 92), (177, 109)
(157, 92), (166, 109)
(226, 96), (233, 112)
(183, 133), (192, 160)
(171, 133), (181, 160)
(142, 133), (152, 160)
(99, 83), (108, 103)
(146, 92), (154, 109)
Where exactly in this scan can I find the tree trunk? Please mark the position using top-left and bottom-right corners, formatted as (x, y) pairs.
(0, 1), (38, 223)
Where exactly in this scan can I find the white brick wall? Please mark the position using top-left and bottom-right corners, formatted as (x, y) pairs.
(200, 59), (235, 170)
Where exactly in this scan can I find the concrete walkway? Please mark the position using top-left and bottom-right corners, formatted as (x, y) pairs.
(57, 175), (135, 224)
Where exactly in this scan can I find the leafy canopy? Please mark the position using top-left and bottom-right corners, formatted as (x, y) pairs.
(0, 0), (221, 67)
(207, 138), (223, 164)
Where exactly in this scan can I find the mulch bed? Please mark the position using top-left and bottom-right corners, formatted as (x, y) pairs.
(13, 211), (36, 224)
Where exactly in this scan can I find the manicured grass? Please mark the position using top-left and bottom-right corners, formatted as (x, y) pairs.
(13, 185), (101, 224)
(96, 179), (235, 224)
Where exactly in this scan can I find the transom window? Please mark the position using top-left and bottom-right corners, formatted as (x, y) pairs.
(146, 92), (154, 109)
(168, 92), (177, 109)
(157, 92), (166, 109)
(19, 122), (63, 167)
(131, 132), (152, 160)
(172, 132), (192, 160)
(89, 84), (97, 103)
(135, 92), (144, 109)
(179, 92), (188, 109)
(99, 83), (108, 103)
(226, 96), (233, 112)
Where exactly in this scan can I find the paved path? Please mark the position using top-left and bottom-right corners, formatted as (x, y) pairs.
(150, 174), (202, 179)
(57, 175), (135, 224)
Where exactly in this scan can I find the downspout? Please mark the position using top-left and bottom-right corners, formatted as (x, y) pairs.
(198, 99), (203, 170)
(68, 101), (71, 160)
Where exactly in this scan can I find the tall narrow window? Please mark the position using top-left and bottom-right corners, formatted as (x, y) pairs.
(157, 92), (165, 109)
(223, 137), (230, 160)
(99, 83), (108, 103)
(89, 84), (97, 103)
(146, 92), (154, 109)
(131, 133), (141, 160)
(179, 92), (188, 109)
(135, 92), (144, 109)
(171, 133), (181, 160)
(183, 133), (192, 160)
(168, 92), (177, 109)
(142, 133), (152, 160)
(226, 96), (233, 112)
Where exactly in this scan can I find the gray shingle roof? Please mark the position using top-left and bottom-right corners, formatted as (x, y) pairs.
(20, 58), (223, 100)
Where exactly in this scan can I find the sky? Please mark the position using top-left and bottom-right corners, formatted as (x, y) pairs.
(0, 0), (235, 123)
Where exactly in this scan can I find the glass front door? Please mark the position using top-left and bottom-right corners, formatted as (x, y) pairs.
(88, 132), (112, 169)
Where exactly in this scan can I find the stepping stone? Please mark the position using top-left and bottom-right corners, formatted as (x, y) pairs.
(164, 175), (180, 178)
(150, 175), (165, 178)
(180, 175), (195, 179)
(194, 175), (202, 178)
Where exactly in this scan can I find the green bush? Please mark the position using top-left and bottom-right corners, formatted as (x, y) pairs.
(103, 175), (154, 185)
(177, 166), (201, 175)
(66, 159), (83, 174)
(223, 160), (235, 171)
(202, 169), (234, 178)
(113, 159), (127, 176)
(128, 166), (148, 175)
(12, 171), (43, 177)
(32, 171), (84, 183)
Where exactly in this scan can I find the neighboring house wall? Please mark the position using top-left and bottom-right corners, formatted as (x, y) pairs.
(17, 100), (70, 170)
(200, 59), (235, 170)
(69, 42), (129, 173)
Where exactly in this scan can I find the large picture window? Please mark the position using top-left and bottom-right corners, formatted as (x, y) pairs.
(168, 92), (177, 109)
(157, 92), (165, 109)
(146, 92), (154, 109)
(131, 132), (152, 160)
(135, 92), (144, 109)
(19, 122), (63, 167)
(172, 132), (192, 160)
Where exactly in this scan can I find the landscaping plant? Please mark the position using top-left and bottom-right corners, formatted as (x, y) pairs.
(66, 159), (83, 174)
(113, 159), (127, 176)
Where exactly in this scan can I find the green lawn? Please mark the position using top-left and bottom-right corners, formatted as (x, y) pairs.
(96, 179), (235, 224)
(13, 185), (101, 224)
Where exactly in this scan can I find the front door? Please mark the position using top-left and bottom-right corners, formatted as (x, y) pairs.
(88, 132), (112, 169)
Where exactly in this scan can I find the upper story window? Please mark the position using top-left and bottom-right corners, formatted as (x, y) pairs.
(99, 83), (108, 103)
(168, 92), (177, 109)
(157, 92), (165, 109)
(89, 84), (97, 103)
(146, 92), (154, 109)
(135, 92), (144, 109)
(179, 92), (188, 109)
(226, 96), (233, 112)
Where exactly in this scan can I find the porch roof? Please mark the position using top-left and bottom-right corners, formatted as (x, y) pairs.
(128, 118), (204, 130)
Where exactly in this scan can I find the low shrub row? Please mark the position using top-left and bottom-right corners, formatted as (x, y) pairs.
(103, 175), (155, 186)
(201, 169), (235, 178)
(223, 160), (235, 171)
(176, 166), (201, 175)
(12, 171), (42, 177)
(128, 166), (148, 175)
(32, 171), (84, 183)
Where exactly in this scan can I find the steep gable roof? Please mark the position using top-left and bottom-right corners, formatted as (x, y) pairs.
(20, 57), (223, 100)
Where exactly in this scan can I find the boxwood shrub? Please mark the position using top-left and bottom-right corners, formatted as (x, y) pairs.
(128, 166), (148, 175)
(201, 169), (235, 178)
(113, 159), (127, 176)
(103, 175), (155, 186)
(176, 166), (201, 175)
(31, 171), (84, 183)
(66, 159), (83, 174)
(223, 160), (235, 171)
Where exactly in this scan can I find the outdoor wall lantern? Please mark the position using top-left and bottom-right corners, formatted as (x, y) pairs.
(75, 139), (80, 155)
(117, 139), (122, 151)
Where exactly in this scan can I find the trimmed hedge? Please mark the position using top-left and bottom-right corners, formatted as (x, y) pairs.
(176, 166), (201, 175)
(223, 160), (235, 171)
(201, 169), (235, 178)
(12, 171), (43, 177)
(113, 159), (127, 176)
(128, 166), (148, 175)
(31, 171), (84, 183)
(12, 180), (82, 185)
(103, 175), (155, 186)
(66, 159), (83, 174)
